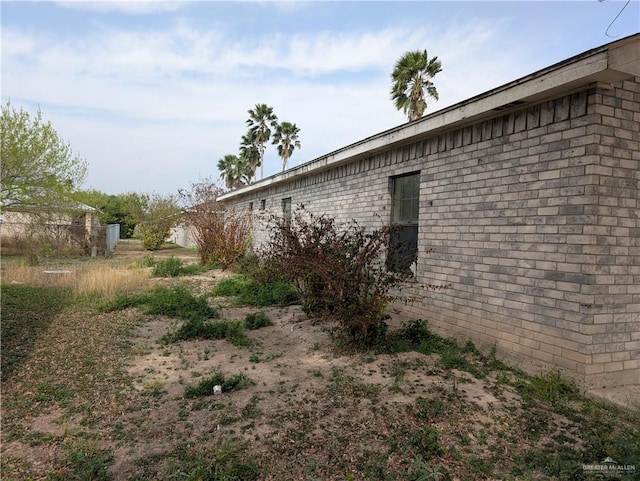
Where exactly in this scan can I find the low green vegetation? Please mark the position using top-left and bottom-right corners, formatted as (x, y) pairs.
(101, 285), (218, 322)
(210, 274), (298, 307)
(166, 440), (259, 481)
(162, 312), (273, 346)
(101, 284), (275, 348)
(514, 365), (579, 407)
(162, 319), (250, 347)
(243, 311), (272, 330)
(46, 446), (114, 481)
(385, 321), (640, 480)
(384, 319), (488, 378)
(151, 256), (212, 277)
(134, 254), (157, 268)
(184, 370), (254, 398)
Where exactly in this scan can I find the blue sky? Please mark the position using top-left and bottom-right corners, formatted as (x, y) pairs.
(2, 1), (639, 196)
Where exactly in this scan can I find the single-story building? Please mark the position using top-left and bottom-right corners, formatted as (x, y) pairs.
(218, 34), (640, 388)
(1, 200), (100, 254)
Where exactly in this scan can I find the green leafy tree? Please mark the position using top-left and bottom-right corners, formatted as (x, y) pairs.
(272, 121), (301, 172)
(239, 130), (261, 182)
(74, 189), (136, 238)
(1, 101), (88, 210)
(246, 104), (278, 180)
(390, 50), (442, 122)
(126, 192), (181, 250)
(217, 154), (251, 190)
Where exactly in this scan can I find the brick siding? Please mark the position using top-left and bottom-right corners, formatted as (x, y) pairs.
(224, 78), (640, 388)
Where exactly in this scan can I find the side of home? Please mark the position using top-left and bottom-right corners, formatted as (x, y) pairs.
(1, 202), (100, 253)
(218, 34), (640, 388)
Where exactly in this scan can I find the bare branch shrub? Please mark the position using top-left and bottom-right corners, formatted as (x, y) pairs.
(178, 180), (251, 268)
(260, 209), (409, 345)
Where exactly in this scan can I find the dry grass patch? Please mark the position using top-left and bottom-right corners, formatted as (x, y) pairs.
(1, 262), (150, 298)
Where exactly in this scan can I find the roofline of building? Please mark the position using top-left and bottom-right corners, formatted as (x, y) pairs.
(1, 200), (98, 214)
(218, 33), (640, 202)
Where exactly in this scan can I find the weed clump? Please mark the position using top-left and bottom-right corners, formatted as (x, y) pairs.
(166, 440), (259, 480)
(101, 285), (256, 346)
(162, 319), (250, 347)
(101, 285), (219, 322)
(47, 446), (114, 481)
(244, 311), (272, 330)
(151, 256), (182, 277)
(163, 311), (273, 346)
(514, 366), (579, 407)
(136, 254), (157, 268)
(386, 319), (487, 378)
(184, 370), (254, 398)
(211, 275), (298, 307)
(151, 256), (211, 277)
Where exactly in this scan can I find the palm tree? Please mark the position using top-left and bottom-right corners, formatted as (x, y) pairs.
(246, 104), (278, 180)
(217, 154), (251, 189)
(239, 129), (261, 182)
(272, 121), (301, 172)
(390, 49), (442, 122)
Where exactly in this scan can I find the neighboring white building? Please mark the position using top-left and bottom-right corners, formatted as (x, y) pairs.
(1, 200), (100, 254)
(169, 224), (197, 248)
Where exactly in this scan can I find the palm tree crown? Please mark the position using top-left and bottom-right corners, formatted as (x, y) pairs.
(217, 154), (251, 190)
(239, 129), (261, 183)
(272, 121), (301, 172)
(246, 104), (278, 180)
(391, 49), (442, 122)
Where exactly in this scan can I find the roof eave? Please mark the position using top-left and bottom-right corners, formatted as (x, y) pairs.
(218, 34), (639, 202)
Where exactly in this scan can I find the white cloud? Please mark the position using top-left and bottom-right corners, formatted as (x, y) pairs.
(1, 29), (37, 56)
(4, 16), (511, 105)
(2, 5), (563, 194)
(55, 0), (184, 14)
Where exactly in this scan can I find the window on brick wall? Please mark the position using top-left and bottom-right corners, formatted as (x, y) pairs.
(260, 199), (266, 210)
(282, 197), (292, 222)
(388, 172), (419, 274)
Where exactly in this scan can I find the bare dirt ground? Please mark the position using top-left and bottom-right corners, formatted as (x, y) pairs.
(2, 240), (638, 480)
(116, 300), (513, 480)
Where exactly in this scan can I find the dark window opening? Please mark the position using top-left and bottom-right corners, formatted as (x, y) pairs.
(282, 197), (292, 222)
(249, 202), (254, 211)
(260, 199), (266, 210)
(388, 173), (419, 274)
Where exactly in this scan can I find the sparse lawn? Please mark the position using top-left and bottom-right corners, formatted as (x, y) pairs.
(1, 241), (639, 480)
